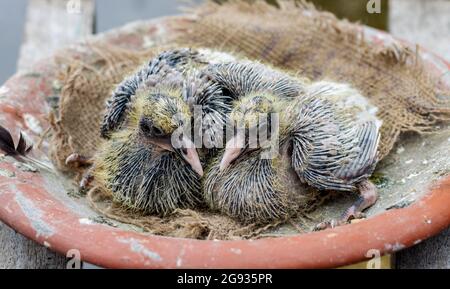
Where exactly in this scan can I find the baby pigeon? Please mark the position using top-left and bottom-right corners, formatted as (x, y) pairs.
(93, 83), (202, 215)
(204, 61), (381, 227)
(83, 48), (236, 215)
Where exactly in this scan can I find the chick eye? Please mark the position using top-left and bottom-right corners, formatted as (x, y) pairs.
(139, 118), (164, 137)
(152, 127), (164, 137)
(140, 118), (152, 135)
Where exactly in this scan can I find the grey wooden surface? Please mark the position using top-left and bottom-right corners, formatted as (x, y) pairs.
(396, 228), (450, 269)
(18, 0), (95, 71)
(0, 0), (95, 269)
(0, 0), (449, 269)
(0, 0), (27, 85)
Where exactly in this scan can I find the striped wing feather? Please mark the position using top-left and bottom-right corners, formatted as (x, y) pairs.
(291, 94), (380, 192)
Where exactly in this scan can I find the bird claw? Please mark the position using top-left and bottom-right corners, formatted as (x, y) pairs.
(313, 212), (367, 231)
(313, 221), (330, 231)
(313, 219), (343, 231)
(350, 211), (367, 220)
(65, 153), (93, 168)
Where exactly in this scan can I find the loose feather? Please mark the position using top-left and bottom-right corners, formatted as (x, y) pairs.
(0, 125), (53, 171)
(0, 125), (16, 155)
(0, 125), (32, 157)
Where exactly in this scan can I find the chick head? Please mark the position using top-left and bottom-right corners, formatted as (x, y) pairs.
(220, 93), (283, 171)
(128, 86), (203, 176)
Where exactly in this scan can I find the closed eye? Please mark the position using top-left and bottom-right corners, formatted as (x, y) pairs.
(152, 126), (164, 137)
(139, 118), (152, 135)
(139, 117), (166, 138)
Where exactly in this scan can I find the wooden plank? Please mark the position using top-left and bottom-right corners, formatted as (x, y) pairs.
(18, 0), (95, 71)
(0, 0), (95, 269)
(396, 227), (450, 269)
(389, 0), (450, 269)
(0, 224), (67, 269)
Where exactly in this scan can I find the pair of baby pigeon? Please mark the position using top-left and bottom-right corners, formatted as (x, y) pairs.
(79, 48), (382, 229)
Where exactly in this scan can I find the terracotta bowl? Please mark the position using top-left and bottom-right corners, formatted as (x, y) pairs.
(0, 16), (449, 268)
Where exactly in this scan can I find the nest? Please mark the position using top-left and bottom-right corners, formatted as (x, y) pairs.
(46, 1), (450, 240)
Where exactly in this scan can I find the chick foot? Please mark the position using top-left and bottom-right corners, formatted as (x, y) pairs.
(313, 180), (378, 231)
(65, 153), (95, 192)
(80, 169), (94, 191)
(65, 153), (93, 168)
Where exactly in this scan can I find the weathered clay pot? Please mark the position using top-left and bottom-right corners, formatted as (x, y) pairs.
(0, 16), (449, 268)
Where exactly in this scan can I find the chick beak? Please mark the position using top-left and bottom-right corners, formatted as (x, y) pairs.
(179, 136), (204, 177)
(220, 135), (245, 171)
